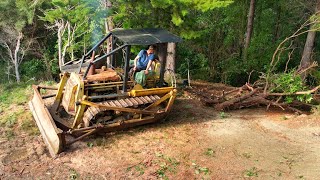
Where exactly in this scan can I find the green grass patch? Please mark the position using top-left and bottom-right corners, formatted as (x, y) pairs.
(0, 82), (33, 107)
(127, 164), (146, 176)
(191, 162), (210, 175)
(155, 152), (180, 179)
(204, 148), (215, 157)
(219, 112), (229, 119)
(243, 167), (258, 177)
(20, 115), (40, 136)
(4, 129), (15, 139)
(0, 109), (24, 128)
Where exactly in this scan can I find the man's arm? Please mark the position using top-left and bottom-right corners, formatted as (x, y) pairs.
(144, 60), (153, 75)
(133, 55), (140, 70)
(134, 50), (144, 70)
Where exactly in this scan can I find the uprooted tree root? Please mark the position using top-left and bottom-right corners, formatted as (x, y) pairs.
(188, 82), (320, 114)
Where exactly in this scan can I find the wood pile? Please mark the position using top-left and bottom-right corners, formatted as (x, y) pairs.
(188, 82), (320, 114)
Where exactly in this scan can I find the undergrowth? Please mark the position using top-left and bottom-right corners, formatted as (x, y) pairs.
(270, 71), (313, 103)
(0, 81), (46, 138)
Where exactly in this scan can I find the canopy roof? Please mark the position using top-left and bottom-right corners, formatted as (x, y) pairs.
(111, 28), (182, 45)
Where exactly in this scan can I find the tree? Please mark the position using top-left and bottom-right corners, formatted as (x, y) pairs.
(0, 0), (41, 82)
(102, 0), (114, 66)
(244, 0), (255, 58)
(112, 0), (233, 38)
(111, 0), (233, 72)
(41, 0), (107, 70)
(166, 43), (176, 72)
(299, 0), (320, 78)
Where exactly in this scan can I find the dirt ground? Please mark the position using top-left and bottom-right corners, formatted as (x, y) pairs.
(1, 83), (320, 179)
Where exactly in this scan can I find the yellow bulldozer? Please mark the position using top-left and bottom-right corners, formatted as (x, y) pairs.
(29, 28), (182, 156)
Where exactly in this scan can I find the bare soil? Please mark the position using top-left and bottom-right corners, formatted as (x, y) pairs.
(1, 82), (320, 179)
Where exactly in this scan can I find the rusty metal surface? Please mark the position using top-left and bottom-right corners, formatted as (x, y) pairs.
(28, 85), (64, 157)
(82, 95), (161, 127)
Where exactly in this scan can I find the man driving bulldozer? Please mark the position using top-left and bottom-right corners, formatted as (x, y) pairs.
(131, 45), (157, 75)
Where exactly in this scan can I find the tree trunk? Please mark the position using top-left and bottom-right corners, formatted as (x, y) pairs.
(62, 21), (71, 65)
(299, 0), (320, 77)
(14, 32), (23, 82)
(166, 42), (176, 72)
(273, 4), (282, 43)
(244, 0), (256, 53)
(158, 43), (168, 87)
(104, 0), (114, 67)
(57, 20), (64, 71)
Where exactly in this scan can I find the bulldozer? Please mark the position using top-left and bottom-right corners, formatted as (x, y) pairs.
(29, 28), (182, 157)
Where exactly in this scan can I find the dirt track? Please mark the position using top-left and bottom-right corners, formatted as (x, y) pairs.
(1, 93), (320, 179)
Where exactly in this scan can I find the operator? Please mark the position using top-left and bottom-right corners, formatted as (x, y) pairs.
(131, 45), (156, 75)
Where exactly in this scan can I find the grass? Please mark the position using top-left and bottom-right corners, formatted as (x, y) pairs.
(192, 162), (210, 175)
(0, 81), (44, 138)
(219, 112), (229, 119)
(243, 167), (258, 177)
(154, 152), (180, 178)
(20, 115), (40, 136)
(134, 164), (145, 176)
(127, 164), (145, 176)
(0, 109), (24, 128)
(0, 82), (33, 107)
(242, 152), (252, 159)
(5, 129), (15, 139)
(204, 148), (215, 157)
(87, 142), (94, 148)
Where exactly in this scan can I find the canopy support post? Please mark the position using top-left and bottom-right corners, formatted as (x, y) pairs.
(123, 45), (131, 92)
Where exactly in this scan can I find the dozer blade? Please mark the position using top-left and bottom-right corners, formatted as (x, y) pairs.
(29, 85), (64, 157)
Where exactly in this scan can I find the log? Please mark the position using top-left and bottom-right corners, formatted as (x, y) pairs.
(214, 88), (262, 110)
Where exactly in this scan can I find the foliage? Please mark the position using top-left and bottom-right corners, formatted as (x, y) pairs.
(0, 0), (39, 31)
(112, 0), (233, 39)
(20, 59), (46, 80)
(0, 0), (44, 82)
(176, 43), (209, 80)
(40, 0), (108, 62)
(271, 70), (313, 103)
(0, 0), (319, 92)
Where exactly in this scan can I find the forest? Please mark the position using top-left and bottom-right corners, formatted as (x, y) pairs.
(0, 0), (318, 84)
(0, 0), (320, 179)
(1, 0), (319, 112)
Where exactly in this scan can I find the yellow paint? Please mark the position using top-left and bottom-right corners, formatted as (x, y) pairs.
(144, 90), (174, 110)
(129, 87), (174, 97)
(73, 73), (84, 112)
(165, 89), (177, 112)
(132, 84), (143, 90)
(52, 72), (69, 111)
(72, 96), (87, 129)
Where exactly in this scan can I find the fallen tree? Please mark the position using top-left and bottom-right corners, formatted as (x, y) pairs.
(187, 15), (320, 114)
(189, 76), (319, 114)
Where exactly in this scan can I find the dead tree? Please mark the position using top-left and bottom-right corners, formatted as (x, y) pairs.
(0, 29), (32, 83)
